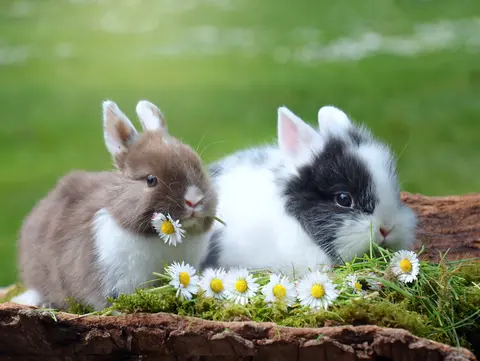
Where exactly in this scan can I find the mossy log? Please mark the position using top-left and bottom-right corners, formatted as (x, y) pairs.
(0, 302), (476, 361)
(0, 191), (479, 361)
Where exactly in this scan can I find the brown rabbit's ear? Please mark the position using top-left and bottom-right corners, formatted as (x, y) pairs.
(102, 100), (138, 157)
(135, 100), (167, 133)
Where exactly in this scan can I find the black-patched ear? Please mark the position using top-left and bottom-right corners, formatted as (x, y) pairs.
(277, 106), (322, 166)
(102, 100), (138, 158)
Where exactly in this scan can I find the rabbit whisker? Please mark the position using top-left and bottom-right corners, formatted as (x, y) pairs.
(334, 230), (374, 238)
(396, 133), (411, 162)
(199, 140), (226, 158)
(157, 178), (173, 193)
(166, 195), (182, 209)
(195, 127), (212, 153)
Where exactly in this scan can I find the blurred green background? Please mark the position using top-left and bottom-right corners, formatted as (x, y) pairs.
(1, 0), (479, 285)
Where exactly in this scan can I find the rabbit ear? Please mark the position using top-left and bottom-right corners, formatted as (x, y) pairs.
(135, 100), (167, 132)
(278, 106), (321, 165)
(102, 100), (138, 157)
(317, 105), (352, 137)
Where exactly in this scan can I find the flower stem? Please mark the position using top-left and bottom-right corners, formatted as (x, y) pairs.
(212, 216), (226, 226)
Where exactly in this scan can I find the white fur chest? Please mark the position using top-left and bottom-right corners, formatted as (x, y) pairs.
(92, 209), (208, 302)
(212, 163), (333, 277)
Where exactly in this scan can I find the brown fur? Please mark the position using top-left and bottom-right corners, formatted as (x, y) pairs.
(16, 101), (217, 310)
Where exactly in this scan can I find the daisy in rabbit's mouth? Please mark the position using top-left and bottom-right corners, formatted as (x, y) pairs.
(152, 212), (226, 246)
(151, 212), (186, 246)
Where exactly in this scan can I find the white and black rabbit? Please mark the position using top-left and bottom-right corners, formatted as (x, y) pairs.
(201, 105), (417, 276)
(12, 100), (218, 311)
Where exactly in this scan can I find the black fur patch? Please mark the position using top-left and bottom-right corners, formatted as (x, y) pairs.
(109, 288), (119, 300)
(200, 228), (223, 271)
(283, 137), (376, 263)
(348, 127), (369, 146)
(208, 162), (223, 178)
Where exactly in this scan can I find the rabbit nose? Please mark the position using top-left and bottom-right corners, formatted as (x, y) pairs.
(380, 227), (391, 238)
(185, 199), (199, 208)
(184, 185), (204, 209)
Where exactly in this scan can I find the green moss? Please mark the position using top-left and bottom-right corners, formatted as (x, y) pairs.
(106, 289), (432, 341)
(107, 288), (179, 314)
(108, 249), (480, 350)
(64, 298), (95, 315)
(2, 248), (479, 352)
(455, 259), (480, 283)
(326, 299), (431, 337)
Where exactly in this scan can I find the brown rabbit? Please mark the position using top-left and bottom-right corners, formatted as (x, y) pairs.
(11, 100), (218, 311)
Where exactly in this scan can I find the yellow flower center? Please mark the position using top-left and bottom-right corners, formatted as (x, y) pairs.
(161, 220), (175, 235)
(179, 272), (190, 288)
(235, 279), (248, 293)
(355, 282), (362, 291)
(399, 259), (412, 273)
(311, 284), (325, 299)
(273, 284), (287, 299)
(210, 278), (224, 293)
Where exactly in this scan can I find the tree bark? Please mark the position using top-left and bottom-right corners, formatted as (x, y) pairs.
(402, 192), (480, 261)
(0, 302), (476, 361)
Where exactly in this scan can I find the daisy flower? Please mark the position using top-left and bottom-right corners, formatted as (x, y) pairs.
(297, 270), (339, 310)
(346, 273), (366, 295)
(152, 212), (185, 246)
(224, 268), (259, 305)
(199, 268), (228, 300)
(165, 261), (199, 301)
(390, 250), (420, 283)
(261, 273), (297, 306)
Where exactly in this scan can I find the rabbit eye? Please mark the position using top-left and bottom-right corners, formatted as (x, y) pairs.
(334, 192), (354, 208)
(146, 175), (158, 187)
